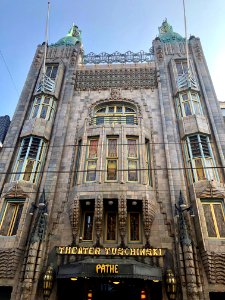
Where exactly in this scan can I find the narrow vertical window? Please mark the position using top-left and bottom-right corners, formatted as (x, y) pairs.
(106, 212), (117, 241)
(106, 138), (118, 181)
(202, 200), (225, 238)
(145, 139), (152, 186)
(129, 212), (140, 241)
(74, 140), (82, 185)
(127, 138), (138, 182)
(12, 137), (47, 184)
(175, 92), (202, 118)
(0, 199), (24, 236)
(83, 212), (94, 240)
(86, 138), (98, 182)
(176, 60), (188, 76)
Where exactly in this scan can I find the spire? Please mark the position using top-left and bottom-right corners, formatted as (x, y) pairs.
(52, 24), (82, 47)
(158, 19), (184, 43)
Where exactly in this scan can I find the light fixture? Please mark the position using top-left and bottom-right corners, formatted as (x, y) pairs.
(108, 200), (114, 205)
(153, 280), (159, 283)
(112, 281), (120, 285)
(86, 201), (91, 206)
(132, 201), (137, 206)
(29, 203), (37, 215)
(39, 190), (46, 208)
(70, 277), (78, 281)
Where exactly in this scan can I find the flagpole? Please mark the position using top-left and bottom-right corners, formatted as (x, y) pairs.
(43, 1), (51, 77)
(182, 0), (190, 75)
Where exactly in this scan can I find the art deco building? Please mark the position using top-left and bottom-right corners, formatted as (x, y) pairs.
(0, 20), (225, 300)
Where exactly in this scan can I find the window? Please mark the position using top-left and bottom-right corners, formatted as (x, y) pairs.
(176, 91), (202, 118)
(104, 200), (117, 242)
(106, 138), (118, 181)
(74, 140), (82, 185)
(46, 64), (58, 80)
(201, 200), (225, 238)
(30, 95), (56, 121)
(81, 200), (94, 241)
(184, 135), (219, 182)
(12, 136), (47, 184)
(127, 138), (138, 182)
(0, 199), (24, 236)
(128, 200), (141, 242)
(176, 60), (188, 76)
(145, 139), (152, 186)
(94, 104), (137, 125)
(86, 138), (98, 182)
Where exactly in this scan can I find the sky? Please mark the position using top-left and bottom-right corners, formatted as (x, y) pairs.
(0, 0), (225, 119)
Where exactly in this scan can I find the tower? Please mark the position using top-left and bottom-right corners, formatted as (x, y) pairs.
(0, 20), (225, 300)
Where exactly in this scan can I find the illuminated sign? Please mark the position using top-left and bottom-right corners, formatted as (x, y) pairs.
(56, 247), (165, 256)
(96, 264), (119, 274)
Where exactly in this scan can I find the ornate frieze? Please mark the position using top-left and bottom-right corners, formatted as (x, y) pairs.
(118, 194), (127, 248)
(201, 250), (225, 284)
(69, 195), (80, 244)
(83, 50), (154, 65)
(94, 195), (103, 246)
(0, 249), (22, 278)
(142, 196), (156, 247)
(75, 66), (157, 91)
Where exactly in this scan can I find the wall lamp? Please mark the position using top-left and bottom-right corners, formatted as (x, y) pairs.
(29, 189), (48, 216)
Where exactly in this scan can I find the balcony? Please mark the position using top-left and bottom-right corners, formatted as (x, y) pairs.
(89, 115), (138, 126)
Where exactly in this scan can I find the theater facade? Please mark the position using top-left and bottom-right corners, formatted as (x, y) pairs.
(0, 20), (225, 300)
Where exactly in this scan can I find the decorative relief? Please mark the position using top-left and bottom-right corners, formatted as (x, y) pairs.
(83, 50), (154, 65)
(118, 194), (127, 248)
(69, 195), (80, 244)
(75, 67), (157, 91)
(194, 44), (203, 61)
(142, 196), (156, 247)
(194, 180), (225, 198)
(156, 45), (164, 62)
(94, 195), (103, 246)
(1, 181), (29, 198)
(0, 249), (22, 278)
(34, 48), (44, 68)
(201, 250), (225, 284)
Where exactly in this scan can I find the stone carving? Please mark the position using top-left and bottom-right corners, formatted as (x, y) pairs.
(34, 48), (44, 68)
(118, 194), (127, 248)
(194, 44), (203, 61)
(1, 181), (29, 198)
(201, 250), (225, 284)
(69, 195), (80, 244)
(75, 67), (157, 91)
(0, 249), (21, 278)
(110, 88), (121, 100)
(142, 196), (156, 247)
(194, 180), (225, 198)
(156, 45), (164, 61)
(94, 195), (103, 246)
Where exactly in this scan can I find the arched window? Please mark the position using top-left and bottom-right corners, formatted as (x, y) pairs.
(93, 104), (138, 125)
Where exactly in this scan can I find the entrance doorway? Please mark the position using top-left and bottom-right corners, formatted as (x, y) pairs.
(209, 292), (225, 300)
(57, 278), (162, 300)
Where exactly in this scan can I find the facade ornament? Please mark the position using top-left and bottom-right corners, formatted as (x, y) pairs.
(118, 194), (127, 248)
(156, 45), (164, 61)
(52, 24), (82, 47)
(94, 195), (103, 246)
(142, 195), (156, 247)
(110, 88), (121, 100)
(43, 265), (55, 300)
(158, 19), (185, 43)
(165, 269), (177, 300)
(69, 195), (80, 245)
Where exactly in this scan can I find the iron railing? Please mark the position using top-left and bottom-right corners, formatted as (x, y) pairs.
(90, 115), (138, 126)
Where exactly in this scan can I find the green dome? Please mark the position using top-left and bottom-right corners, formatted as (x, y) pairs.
(52, 24), (82, 47)
(158, 19), (184, 43)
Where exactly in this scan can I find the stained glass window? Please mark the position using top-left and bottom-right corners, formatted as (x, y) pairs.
(106, 212), (117, 241)
(86, 138), (98, 182)
(185, 135), (219, 183)
(0, 200), (24, 236)
(176, 91), (202, 118)
(12, 136), (46, 184)
(127, 138), (138, 182)
(106, 138), (118, 181)
(202, 201), (225, 238)
(30, 95), (56, 121)
(129, 212), (140, 241)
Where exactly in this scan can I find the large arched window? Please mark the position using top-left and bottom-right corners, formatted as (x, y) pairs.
(93, 104), (138, 125)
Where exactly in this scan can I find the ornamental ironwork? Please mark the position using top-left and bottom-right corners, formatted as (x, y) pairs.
(75, 67), (157, 90)
(83, 49), (154, 65)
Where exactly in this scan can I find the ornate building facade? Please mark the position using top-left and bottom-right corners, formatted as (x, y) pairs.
(0, 20), (225, 300)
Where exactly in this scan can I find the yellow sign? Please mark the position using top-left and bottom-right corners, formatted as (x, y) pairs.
(56, 246), (165, 257)
(96, 264), (119, 274)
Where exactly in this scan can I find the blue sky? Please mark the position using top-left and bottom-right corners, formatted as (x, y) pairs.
(0, 0), (225, 118)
